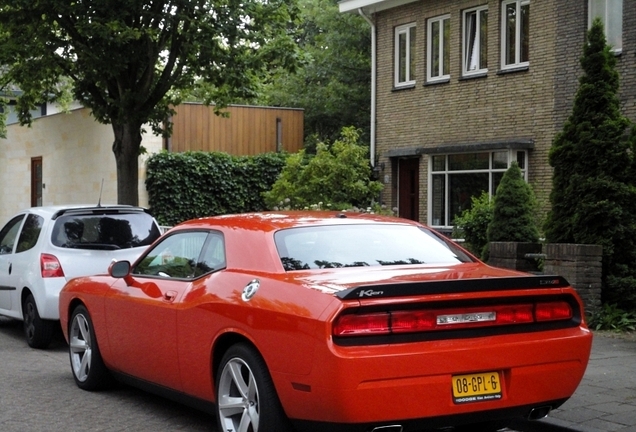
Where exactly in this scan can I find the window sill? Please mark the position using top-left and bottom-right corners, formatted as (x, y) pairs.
(497, 65), (529, 75)
(392, 84), (416, 92)
(424, 78), (451, 86)
(459, 72), (488, 81)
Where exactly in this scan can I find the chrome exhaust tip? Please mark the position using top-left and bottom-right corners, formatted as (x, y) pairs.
(528, 406), (552, 420)
(370, 426), (403, 432)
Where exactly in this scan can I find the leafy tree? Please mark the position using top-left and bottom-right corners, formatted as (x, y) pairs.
(257, 0), (371, 146)
(487, 162), (539, 244)
(452, 192), (493, 259)
(0, 0), (298, 205)
(263, 127), (382, 210)
(545, 19), (636, 309)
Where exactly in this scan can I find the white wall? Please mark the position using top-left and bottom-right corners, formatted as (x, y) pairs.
(0, 107), (163, 224)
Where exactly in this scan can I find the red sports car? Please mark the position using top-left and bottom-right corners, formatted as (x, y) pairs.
(59, 212), (592, 432)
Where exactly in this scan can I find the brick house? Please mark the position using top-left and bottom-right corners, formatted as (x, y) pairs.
(340, 0), (635, 234)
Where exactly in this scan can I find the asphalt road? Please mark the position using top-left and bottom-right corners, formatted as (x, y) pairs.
(0, 316), (572, 432)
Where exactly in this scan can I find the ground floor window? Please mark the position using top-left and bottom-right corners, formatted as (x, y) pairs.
(429, 150), (527, 228)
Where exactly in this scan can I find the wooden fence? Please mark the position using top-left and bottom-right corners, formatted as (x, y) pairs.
(167, 103), (304, 155)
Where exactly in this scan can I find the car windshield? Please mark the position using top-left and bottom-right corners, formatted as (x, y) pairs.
(51, 212), (160, 250)
(274, 224), (474, 271)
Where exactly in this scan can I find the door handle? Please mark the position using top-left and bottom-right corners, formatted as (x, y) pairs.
(8, 263), (11, 275)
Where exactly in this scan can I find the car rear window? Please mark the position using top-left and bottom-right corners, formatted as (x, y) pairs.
(274, 224), (474, 271)
(51, 212), (160, 250)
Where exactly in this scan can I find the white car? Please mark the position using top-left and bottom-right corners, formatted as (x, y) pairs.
(0, 205), (161, 348)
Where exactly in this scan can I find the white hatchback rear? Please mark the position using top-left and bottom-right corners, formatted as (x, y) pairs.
(0, 205), (161, 348)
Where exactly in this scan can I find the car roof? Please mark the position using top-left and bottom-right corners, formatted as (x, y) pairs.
(175, 211), (421, 233)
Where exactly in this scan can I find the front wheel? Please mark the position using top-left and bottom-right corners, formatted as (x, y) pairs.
(69, 305), (111, 390)
(23, 293), (55, 349)
(216, 343), (292, 432)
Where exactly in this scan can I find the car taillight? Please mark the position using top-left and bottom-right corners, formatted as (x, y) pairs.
(535, 301), (573, 321)
(333, 301), (573, 337)
(41, 253), (65, 278)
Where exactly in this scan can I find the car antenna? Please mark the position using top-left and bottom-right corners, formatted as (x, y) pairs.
(97, 179), (104, 207)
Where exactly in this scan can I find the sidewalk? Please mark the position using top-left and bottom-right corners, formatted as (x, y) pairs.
(509, 331), (636, 432)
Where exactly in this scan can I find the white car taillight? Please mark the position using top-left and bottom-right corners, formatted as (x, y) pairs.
(41, 253), (65, 278)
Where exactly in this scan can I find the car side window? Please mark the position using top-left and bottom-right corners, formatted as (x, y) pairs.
(16, 214), (44, 253)
(0, 215), (26, 255)
(193, 232), (226, 277)
(133, 231), (209, 279)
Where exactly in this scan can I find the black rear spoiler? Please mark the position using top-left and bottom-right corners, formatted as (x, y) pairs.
(52, 206), (150, 220)
(336, 275), (570, 300)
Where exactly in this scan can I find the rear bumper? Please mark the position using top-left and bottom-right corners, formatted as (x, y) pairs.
(291, 398), (568, 432)
(37, 278), (67, 320)
(273, 328), (592, 427)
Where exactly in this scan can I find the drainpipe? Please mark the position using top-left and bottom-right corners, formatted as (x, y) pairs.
(358, 8), (376, 168)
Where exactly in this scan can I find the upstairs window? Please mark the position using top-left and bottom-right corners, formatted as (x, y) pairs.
(501, 0), (529, 70)
(589, 0), (623, 53)
(427, 14), (451, 82)
(463, 6), (488, 76)
(395, 23), (417, 87)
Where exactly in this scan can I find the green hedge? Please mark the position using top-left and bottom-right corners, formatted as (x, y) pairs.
(145, 151), (288, 226)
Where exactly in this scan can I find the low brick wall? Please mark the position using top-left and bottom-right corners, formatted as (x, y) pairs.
(487, 242), (602, 316)
(543, 243), (602, 316)
(488, 242), (543, 273)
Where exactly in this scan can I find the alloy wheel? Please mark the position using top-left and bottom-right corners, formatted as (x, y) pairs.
(69, 313), (92, 382)
(217, 357), (260, 432)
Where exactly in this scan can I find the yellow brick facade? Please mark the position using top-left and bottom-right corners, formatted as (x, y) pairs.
(368, 0), (635, 230)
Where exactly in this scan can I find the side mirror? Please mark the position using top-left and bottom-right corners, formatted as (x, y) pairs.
(109, 260), (131, 278)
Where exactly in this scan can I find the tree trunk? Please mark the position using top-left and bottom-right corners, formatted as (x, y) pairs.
(111, 121), (143, 206)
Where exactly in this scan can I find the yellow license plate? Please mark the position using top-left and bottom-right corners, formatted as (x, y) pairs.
(452, 372), (502, 404)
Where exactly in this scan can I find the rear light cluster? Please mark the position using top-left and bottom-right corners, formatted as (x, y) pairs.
(333, 301), (573, 337)
(41, 253), (65, 278)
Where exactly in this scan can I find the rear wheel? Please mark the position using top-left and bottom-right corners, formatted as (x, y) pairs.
(23, 293), (55, 349)
(216, 343), (292, 432)
(69, 305), (110, 390)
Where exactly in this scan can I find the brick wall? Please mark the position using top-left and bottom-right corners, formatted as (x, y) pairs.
(372, 0), (635, 225)
(543, 243), (603, 316)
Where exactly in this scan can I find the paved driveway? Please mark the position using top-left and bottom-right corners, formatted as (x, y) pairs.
(0, 317), (214, 431)
(3, 316), (635, 432)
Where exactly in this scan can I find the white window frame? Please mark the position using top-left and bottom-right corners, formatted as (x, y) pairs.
(427, 150), (528, 229)
(588, 0), (623, 54)
(394, 23), (417, 88)
(500, 0), (529, 70)
(463, 6), (488, 76)
(427, 14), (451, 83)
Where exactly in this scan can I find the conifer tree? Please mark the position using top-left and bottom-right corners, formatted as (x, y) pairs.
(487, 162), (539, 244)
(545, 19), (636, 309)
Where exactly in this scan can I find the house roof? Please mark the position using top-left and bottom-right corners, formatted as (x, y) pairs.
(338, 0), (419, 14)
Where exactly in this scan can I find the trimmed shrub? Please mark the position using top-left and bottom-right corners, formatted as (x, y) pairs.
(145, 151), (288, 226)
(487, 162), (540, 244)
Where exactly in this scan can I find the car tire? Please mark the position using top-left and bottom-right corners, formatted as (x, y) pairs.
(69, 305), (111, 390)
(23, 293), (55, 349)
(216, 343), (292, 432)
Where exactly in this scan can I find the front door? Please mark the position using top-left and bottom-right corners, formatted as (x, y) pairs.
(104, 230), (210, 390)
(0, 215), (26, 312)
(31, 157), (43, 207)
(398, 158), (420, 221)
